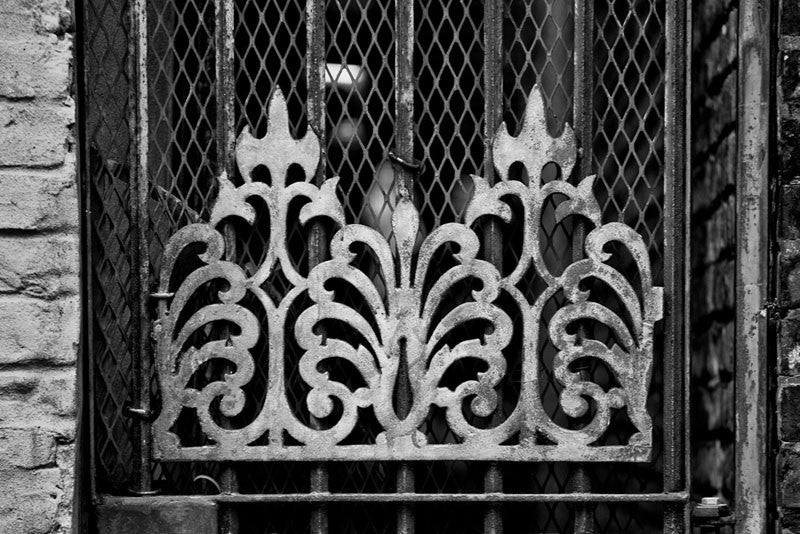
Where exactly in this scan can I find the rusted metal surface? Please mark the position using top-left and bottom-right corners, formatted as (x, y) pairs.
(151, 86), (663, 463)
(101, 491), (691, 505)
(571, 0), (595, 530)
(735, 0), (771, 531)
(306, 1), (328, 532)
(483, 1), (503, 533)
(662, 0), (690, 531)
(129, 0), (153, 496)
(395, 3), (416, 531)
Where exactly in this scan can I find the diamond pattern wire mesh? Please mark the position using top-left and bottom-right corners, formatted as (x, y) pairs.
(326, 0), (396, 227)
(144, 0), (224, 493)
(84, 0), (135, 493)
(589, 0), (666, 530)
(83, 0), (673, 529)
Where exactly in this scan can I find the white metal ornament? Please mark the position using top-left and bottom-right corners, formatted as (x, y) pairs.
(152, 86), (662, 462)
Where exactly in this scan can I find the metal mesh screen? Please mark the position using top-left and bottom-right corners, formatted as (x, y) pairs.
(84, 0), (134, 492)
(82, 0), (679, 531)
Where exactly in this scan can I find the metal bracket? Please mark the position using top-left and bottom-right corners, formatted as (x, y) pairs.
(124, 403), (154, 422)
(692, 497), (734, 532)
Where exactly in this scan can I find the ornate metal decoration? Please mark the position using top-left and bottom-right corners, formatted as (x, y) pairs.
(152, 87), (663, 462)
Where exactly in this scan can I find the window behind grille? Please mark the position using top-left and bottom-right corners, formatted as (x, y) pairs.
(81, 0), (687, 532)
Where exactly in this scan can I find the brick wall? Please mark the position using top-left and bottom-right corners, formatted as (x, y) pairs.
(0, 0), (79, 533)
(779, 1), (800, 531)
(691, 0), (738, 503)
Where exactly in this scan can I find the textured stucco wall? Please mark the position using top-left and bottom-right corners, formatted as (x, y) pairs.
(0, 0), (79, 533)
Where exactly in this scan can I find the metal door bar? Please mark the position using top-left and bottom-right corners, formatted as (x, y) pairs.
(572, 0), (594, 531)
(306, 1), (329, 533)
(663, 0), (690, 531)
(129, 0), (153, 497)
(100, 491), (691, 504)
(214, 0), (238, 530)
(482, 0), (504, 531)
(395, 2), (415, 532)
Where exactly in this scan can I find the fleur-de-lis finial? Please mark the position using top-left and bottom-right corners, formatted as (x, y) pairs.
(492, 85), (577, 181)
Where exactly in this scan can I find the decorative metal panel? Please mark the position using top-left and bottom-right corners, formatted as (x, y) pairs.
(152, 86), (662, 462)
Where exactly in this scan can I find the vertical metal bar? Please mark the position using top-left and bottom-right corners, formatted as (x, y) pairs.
(483, 0), (503, 532)
(129, 0), (153, 496)
(76, 0), (99, 509)
(215, 0), (239, 532)
(735, 0), (771, 531)
(395, 0), (415, 201)
(217, 0), (236, 175)
(396, 1), (415, 533)
(570, 0), (593, 532)
(663, 0), (689, 531)
(307, 0), (329, 533)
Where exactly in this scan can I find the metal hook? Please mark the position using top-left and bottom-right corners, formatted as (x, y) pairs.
(387, 150), (425, 176)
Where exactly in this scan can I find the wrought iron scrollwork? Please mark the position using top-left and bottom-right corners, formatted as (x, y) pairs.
(152, 87), (662, 462)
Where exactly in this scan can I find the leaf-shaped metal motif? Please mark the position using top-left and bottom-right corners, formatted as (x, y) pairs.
(153, 86), (663, 462)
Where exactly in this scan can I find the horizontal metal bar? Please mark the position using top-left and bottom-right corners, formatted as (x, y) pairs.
(100, 492), (689, 505)
(153, 444), (651, 463)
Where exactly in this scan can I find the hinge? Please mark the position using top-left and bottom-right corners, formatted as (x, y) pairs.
(692, 497), (735, 532)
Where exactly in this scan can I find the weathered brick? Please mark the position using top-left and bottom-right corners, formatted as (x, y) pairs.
(0, 234), (78, 298)
(782, 447), (800, 508)
(0, 464), (62, 534)
(0, 368), (76, 437)
(0, 0), (71, 37)
(693, 440), (734, 496)
(784, 386), (800, 442)
(694, 0), (736, 41)
(54, 441), (73, 533)
(783, 508), (800, 533)
(786, 0), (800, 37)
(783, 309), (800, 376)
(0, 296), (78, 366)
(0, 1), (77, 532)
(693, 134), (736, 213)
(695, 384), (735, 434)
(696, 196), (736, 266)
(785, 183), (800, 244)
(0, 427), (57, 469)
(0, 165), (78, 230)
(0, 99), (73, 167)
(0, 33), (70, 98)
(783, 118), (800, 184)
(693, 259), (735, 317)
(691, 321), (735, 382)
